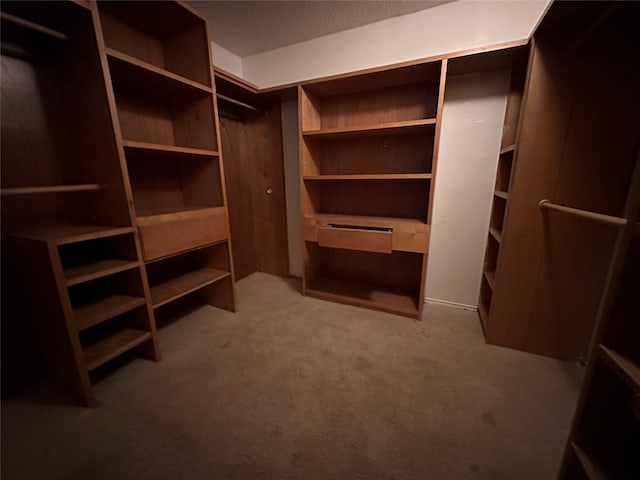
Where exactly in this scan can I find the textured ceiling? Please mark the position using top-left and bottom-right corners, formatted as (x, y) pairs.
(189, 1), (455, 57)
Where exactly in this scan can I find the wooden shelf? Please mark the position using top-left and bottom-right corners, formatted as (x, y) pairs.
(314, 213), (426, 228)
(106, 48), (212, 94)
(7, 224), (134, 245)
(304, 174), (432, 181)
(122, 140), (219, 161)
(65, 260), (140, 287)
(494, 190), (508, 200)
(488, 227), (503, 243)
(500, 144), (515, 154)
(1, 184), (104, 196)
(484, 270), (496, 290)
(84, 328), (151, 371)
(302, 119), (436, 140)
(0, 11), (67, 41)
(478, 302), (488, 333)
(306, 277), (419, 318)
(107, 47), (211, 104)
(150, 267), (230, 308)
(633, 222), (640, 238)
(74, 295), (146, 332)
(599, 345), (640, 390)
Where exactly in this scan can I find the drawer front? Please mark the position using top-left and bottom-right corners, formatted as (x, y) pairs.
(317, 226), (392, 254)
(138, 208), (228, 261)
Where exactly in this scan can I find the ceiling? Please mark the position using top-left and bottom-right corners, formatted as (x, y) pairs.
(189, 1), (455, 57)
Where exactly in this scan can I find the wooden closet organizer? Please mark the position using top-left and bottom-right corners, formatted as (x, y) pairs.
(299, 62), (446, 318)
(0, 0), (235, 406)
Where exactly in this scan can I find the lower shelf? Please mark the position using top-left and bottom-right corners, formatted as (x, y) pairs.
(74, 295), (146, 331)
(84, 328), (151, 371)
(478, 302), (489, 334)
(305, 277), (420, 318)
(150, 267), (230, 308)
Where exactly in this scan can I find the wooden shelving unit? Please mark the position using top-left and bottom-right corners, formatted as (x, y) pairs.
(96, 0), (236, 318)
(298, 62), (445, 318)
(0, 0), (160, 406)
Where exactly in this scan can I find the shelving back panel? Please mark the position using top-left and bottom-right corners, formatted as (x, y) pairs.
(305, 179), (430, 220)
(301, 62), (441, 130)
(302, 130), (434, 175)
(126, 154), (223, 216)
(1, 4), (131, 227)
(97, 1), (211, 86)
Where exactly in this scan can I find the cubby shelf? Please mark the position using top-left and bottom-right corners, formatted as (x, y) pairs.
(488, 227), (502, 243)
(314, 213), (426, 228)
(304, 174), (432, 181)
(571, 444), (612, 480)
(484, 270), (496, 290)
(500, 144), (515, 154)
(7, 224), (134, 245)
(306, 277), (419, 318)
(599, 345), (640, 390)
(494, 190), (508, 200)
(65, 260), (140, 287)
(74, 295), (146, 332)
(302, 119), (436, 140)
(106, 48), (212, 96)
(122, 140), (219, 160)
(1, 184), (104, 196)
(150, 267), (230, 308)
(478, 302), (488, 332)
(84, 328), (151, 371)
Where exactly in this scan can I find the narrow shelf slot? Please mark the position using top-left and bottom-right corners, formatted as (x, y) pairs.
(314, 213), (426, 228)
(150, 267), (230, 308)
(6, 224), (134, 245)
(122, 140), (219, 160)
(478, 302), (488, 334)
(500, 144), (515, 154)
(306, 277), (419, 318)
(599, 345), (640, 390)
(106, 48), (212, 95)
(136, 205), (223, 221)
(302, 119), (436, 140)
(1, 184), (104, 196)
(304, 174), (432, 181)
(494, 190), (508, 200)
(0, 11), (67, 41)
(74, 295), (146, 332)
(84, 328), (151, 371)
(65, 260), (139, 287)
(484, 270), (496, 290)
(489, 227), (502, 243)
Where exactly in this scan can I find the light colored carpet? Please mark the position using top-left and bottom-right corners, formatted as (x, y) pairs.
(1, 272), (582, 480)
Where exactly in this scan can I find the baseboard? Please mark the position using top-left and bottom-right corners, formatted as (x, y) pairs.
(424, 297), (478, 311)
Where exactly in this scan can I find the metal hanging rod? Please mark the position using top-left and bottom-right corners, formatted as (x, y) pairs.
(538, 199), (627, 228)
(216, 93), (261, 114)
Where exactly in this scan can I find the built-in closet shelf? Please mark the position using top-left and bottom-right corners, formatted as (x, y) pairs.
(633, 222), (640, 238)
(483, 270), (496, 289)
(0, 11), (67, 40)
(122, 140), (219, 160)
(302, 119), (436, 140)
(74, 295), (146, 332)
(306, 277), (419, 318)
(478, 303), (488, 332)
(136, 205), (219, 220)
(599, 345), (640, 390)
(6, 224), (134, 245)
(150, 267), (230, 308)
(488, 227), (502, 243)
(83, 328), (151, 371)
(1, 184), (104, 196)
(314, 213), (426, 228)
(304, 174), (432, 181)
(65, 260), (140, 287)
(106, 47), (212, 99)
(500, 145), (515, 154)
(494, 191), (508, 200)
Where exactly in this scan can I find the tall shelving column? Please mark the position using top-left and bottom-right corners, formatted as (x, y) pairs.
(298, 61), (446, 319)
(0, 0), (159, 406)
(95, 1), (237, 318)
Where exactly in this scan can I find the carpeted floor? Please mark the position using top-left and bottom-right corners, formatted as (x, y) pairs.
(1, 272), (583, 480)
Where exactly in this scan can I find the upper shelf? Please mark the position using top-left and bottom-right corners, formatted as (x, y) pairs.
(6, 224), (134, 245)
(302, 119), (436, 140)
(304, 174), (432, 181)
(1, 184), (104, 196)
(122, 140), (219, 161)
(0, 11), (67, 41)
(107, 47), (211, 104)
(599, 345), (639, 391)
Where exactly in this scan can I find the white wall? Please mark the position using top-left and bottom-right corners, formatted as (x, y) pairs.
(241, 0), (549, 88)
(211, 41), (243, 78)
(425, 70), (510, 308)
(281, 99), (302, 277)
